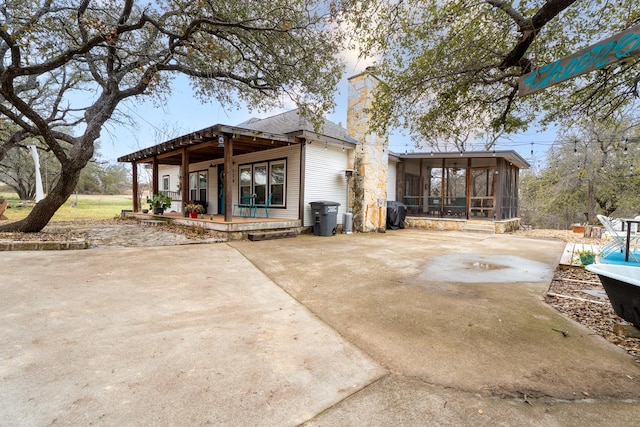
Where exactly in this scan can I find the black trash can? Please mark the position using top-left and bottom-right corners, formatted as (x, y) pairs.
(309, 201), (341, 236)
(386, 201), (406, 230)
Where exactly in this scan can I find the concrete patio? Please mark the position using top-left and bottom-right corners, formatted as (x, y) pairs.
(1, 229), (639, 425)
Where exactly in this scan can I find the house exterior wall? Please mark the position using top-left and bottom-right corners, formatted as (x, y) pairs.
(303, 142), (350, 227)
(188, 161), (216, 214)
(229, 145), (302, 219)
(387, 159), (398, 202)
(157, 165), (181, 212)
(155, 145), (302, 217)
(158, 165), (180, 193)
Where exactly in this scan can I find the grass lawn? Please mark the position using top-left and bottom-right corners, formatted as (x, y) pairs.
(0, 193), (134, 222)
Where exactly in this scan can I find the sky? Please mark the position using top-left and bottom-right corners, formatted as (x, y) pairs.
(97, 53), (558, 169)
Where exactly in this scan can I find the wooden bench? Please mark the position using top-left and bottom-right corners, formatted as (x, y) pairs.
(0, 199), (8, 221)
(403, 196), (422, 214)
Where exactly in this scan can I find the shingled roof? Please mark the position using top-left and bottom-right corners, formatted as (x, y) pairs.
(237, 109), (357, 144)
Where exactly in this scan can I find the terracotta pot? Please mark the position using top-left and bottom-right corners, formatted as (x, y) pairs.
(190, 211), (198, 218)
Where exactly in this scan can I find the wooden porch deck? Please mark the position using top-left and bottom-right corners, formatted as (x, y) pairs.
(559, 243), (600, 267)
(126, 212), (303, 239)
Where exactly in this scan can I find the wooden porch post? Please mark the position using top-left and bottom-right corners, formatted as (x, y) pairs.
(494, 158), (505, 219)
(181, 148), (189, 213)
(465, 157), (471, 219)
(298, 141), (306, 220)
(418, 158), (423, 207)
(511, 165), (516, 217)
(131, 162), (139, 212)
(440, 158), (446, 204)
(224, 135), (233, 222)
(400, 161), (406, 199)
(152, 157), (159, 195)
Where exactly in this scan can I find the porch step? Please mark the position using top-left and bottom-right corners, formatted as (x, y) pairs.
(463, 222), (495, 234)
(141, 219), (167, 226)
(248, 229), (297, 241)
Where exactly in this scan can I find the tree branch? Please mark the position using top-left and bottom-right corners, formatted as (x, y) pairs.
(490, 0), (579, 70)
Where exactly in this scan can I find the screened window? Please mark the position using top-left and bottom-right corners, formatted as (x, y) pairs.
(469, 168), (495, 219)
(162, 175), (170, 191)
(443, 161), (466, 217)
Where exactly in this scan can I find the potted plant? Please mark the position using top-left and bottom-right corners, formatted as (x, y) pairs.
(146, 193), (172, 214)
(575, 248), (598, 266)
(185, 202), (204, 218)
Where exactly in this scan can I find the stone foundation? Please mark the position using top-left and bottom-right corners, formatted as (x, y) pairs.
(405, 217), (521, 234)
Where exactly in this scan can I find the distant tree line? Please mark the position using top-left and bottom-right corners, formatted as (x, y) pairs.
(0, 143), (129, 200)
(519, 114), (640, 229)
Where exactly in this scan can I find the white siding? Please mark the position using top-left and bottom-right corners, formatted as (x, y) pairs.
(232, 145), (301, 219)
(157, 165), (181, 212)
(154, 142), (353, 222)
(154, 147), (301, 217)
(157, 165), (180, 193)
(387, 159), (398, 202)
(189, 161), (216, 214)
(303, 143), (350, 226)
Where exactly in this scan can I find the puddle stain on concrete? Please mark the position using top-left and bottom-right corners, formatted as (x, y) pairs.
(467, 261), (506, 271)
(420, 254), (552, 283)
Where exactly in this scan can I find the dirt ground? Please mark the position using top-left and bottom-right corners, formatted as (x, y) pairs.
(515, 228), (640, 362)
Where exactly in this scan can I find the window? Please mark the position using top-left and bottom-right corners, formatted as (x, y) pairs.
(238, 159), (286, 207)
(198, 171), (207, 201)
(189, 171), (207, 202)
(162, 175), (170, 191)
(270, 161), (286, 205)
(254, 163), (267, 204)
(239, 166), (252, 200)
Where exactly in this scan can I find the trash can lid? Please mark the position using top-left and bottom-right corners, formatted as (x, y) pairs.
(309, 201), (341, 206)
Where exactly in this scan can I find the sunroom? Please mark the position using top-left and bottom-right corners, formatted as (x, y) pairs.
(396, 150), (529, 222)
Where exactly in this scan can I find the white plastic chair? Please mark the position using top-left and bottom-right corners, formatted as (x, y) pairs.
(597, 214), (640, 261)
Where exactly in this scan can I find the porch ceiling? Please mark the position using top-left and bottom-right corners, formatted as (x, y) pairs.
(117, 124), (299, 165)
(398, 150), (530, 169)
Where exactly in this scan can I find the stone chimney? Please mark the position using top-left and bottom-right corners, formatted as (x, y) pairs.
(347, 70), (389, 232)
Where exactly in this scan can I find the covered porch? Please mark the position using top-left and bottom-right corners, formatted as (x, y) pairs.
(396, 150), (529, 222)
(117, 123), (301, 223)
